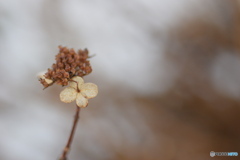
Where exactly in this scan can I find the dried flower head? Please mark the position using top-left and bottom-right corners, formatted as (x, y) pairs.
(60, 76), (98, 107)
(39, 46), (92, 88)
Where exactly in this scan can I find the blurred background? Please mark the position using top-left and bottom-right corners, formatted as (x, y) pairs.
(0, 0), (240, 160)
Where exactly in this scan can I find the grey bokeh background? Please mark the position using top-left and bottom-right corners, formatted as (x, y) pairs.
(1, 0), (240, 160)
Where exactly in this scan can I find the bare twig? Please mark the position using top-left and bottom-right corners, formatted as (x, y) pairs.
(59, 106), (81, 160)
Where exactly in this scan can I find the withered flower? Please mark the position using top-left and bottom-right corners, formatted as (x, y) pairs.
(38, 46), (98, 160)
(39, 45), (92, 88)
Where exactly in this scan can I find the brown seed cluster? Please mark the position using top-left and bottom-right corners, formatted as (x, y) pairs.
(40, 46), (92, 88)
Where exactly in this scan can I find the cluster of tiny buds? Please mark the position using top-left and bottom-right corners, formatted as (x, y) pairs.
(39, 46), (93, 88)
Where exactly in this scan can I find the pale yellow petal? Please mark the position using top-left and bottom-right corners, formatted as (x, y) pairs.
(76, 93), (88, 108)
(45, 78), (53, 84)
(80, 83), (98, 99)
(37, 71), (47, 79)
(60, 87), (77, 103)
(69, 76), (84, 89)
(37, 71), (53, 84)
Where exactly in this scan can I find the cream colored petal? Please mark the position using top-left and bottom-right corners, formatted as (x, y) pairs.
(76, 93), (88, 108)
(37, 71), (47, 79)
(60, 87), (77, 103)
(80, 83), (98, 99)
(45, 78), (53, 84)
(69, 76), (84, 89)
(37, 71), (53, 84)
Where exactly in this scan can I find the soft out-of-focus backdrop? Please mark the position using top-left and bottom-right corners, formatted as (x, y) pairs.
(0, 0), (240, 160)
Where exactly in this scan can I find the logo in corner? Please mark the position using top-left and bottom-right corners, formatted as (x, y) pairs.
(210, 151), (215, 157)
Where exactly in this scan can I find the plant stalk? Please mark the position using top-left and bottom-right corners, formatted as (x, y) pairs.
(59, 106), (80, 160)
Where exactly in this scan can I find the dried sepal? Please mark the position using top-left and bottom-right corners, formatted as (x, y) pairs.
(80, 83), (98, 99)
(69, 76), (84, 90)
(60, 87), (77, 103)
(37, 71), (53, 88)
(76, 94), (88, 108)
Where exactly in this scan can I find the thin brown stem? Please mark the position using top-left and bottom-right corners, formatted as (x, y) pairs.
(59, 106), (80, 160)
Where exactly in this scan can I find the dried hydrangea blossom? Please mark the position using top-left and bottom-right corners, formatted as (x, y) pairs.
(60, 76), (98, 107)
(39, 45), (92, 89)
(38, 46), (98, 160)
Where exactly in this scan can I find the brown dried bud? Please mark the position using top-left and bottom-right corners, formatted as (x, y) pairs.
(39, 46), (93, 88)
